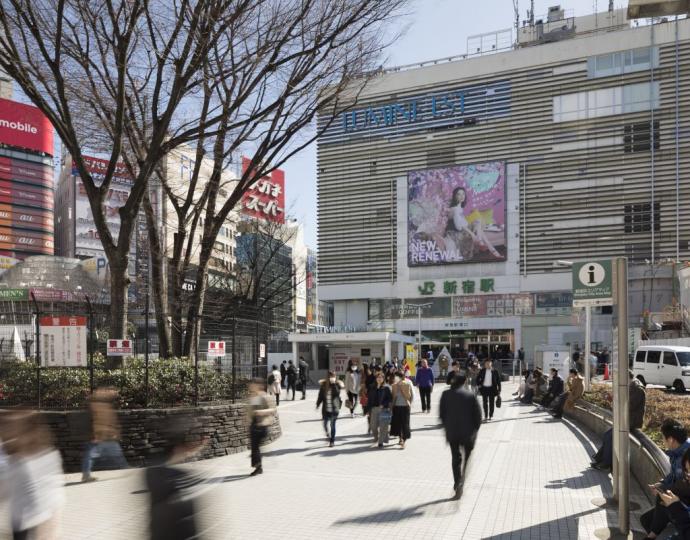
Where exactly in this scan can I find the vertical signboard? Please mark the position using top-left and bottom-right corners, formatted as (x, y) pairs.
(39, 316), (87, 367)
(240, 157), (285, 223)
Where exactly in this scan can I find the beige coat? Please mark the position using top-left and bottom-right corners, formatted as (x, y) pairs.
(391, 379), (414, 407)
(564, 375), (584, 411)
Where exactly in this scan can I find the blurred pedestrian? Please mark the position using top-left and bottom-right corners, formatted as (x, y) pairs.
(81, 387), (128, 482)
(267, 364), (282, 406)
(247, 379), (275, 476)
(298, 356), (309, 400)
(286, 360), (297, 400)
(390, 370), (413, 449)
(345, 361), (360, 417)
(477, 359), (501, 422)
(145, 416), (207, 540)
(0, 410), (65, 540)
(440, 374), (482, 499)
(467, 360), (480, 395)
(369, 370), (392, 448)
(446, 360), (461, 386)
(280, 361), (287, 389)
(416, 359), (435, 414)
(316, 371), (344, 447)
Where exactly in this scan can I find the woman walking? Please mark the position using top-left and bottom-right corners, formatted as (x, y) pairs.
(416, 359), (435, 413)
(390, 370), (414, 449)
(345, 361), (360, 417)
(369, 371), (392, 448)
(268, 365), (282, 406)
(316, 371), (344, 447)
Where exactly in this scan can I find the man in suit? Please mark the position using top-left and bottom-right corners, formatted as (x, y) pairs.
(476, 359), (501, 422)
(440, 373), (482, 499)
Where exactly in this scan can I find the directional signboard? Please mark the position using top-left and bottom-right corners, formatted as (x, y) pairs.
(107, 339), (133, 357)
(572, 259), (613, 308)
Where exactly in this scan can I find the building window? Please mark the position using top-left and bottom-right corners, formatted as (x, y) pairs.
(624, 121), (659, 153)
(623, 203), (660, 234)
(587, 47), (659, 78)
(553, 82), (659, 123)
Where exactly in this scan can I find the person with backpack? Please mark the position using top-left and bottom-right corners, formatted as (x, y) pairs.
(286, 360), (298, 400)
(390, 370), (414, 448)
(316, 371), (344, 447)
(246, 379), (276, 476)
(267, 365), (282, 406)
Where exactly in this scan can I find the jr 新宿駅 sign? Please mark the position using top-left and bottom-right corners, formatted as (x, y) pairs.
(318, 80), (511, 144)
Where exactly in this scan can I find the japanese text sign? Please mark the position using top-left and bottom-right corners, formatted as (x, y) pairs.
(240, 157), (285, 223)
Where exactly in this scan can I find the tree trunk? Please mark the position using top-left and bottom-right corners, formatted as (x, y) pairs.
(182, 244), (212, 359)
(143, 193), (172, 358)
(108, 260), (129, 368)
(171, 276), (185, 357)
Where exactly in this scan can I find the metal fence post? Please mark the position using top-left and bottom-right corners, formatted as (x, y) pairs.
(85, 295), (95, 395)
(30, 292), (40, 409)
(231, 314), (237, 403)
(193, 312), (199, 407)
(145, 289), (149, 408)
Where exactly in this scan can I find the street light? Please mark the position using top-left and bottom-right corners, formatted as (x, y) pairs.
(406, 302), (432, 366)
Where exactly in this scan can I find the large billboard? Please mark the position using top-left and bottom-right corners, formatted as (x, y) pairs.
(0, 157), (54, 188)
(73, 155), (136, 261)
(240, 157), (285, 223)
(407, 161), (506, 266)
(0, 98), (54, 155)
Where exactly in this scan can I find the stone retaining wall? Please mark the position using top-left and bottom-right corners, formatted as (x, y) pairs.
(41, 403), (281, 472)
(566, 401), (669, 504)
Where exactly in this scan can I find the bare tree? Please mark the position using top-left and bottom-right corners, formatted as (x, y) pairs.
(0, 0), (256, 338)
(141, 1), (409, 357)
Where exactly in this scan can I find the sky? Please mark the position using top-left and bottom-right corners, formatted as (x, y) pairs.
(282, 0), (614, 249)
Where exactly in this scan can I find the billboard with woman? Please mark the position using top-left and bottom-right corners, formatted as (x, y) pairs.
(407, 161), (506, 266)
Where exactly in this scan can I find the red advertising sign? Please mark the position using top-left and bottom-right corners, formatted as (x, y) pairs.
(240, 157), (285, 223)
(0, 157), (54, 188)
(39, 316), (88, 327)
(74, 155), (134, 186)
(0, 226), (53, 254)
(207, 341), (226, 357)
(0, 204), (53, 232)
(0, 98), (54, 155)
(0, 179), (53, 209)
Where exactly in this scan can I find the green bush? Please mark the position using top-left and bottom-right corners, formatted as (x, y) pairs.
(0, 353), (249, 409)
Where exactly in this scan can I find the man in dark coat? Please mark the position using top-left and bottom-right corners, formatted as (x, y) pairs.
(280, 361), (287, 389)
(476, 359), (501, 421)
(298, 357), (309, 400)
(286, 360), (298, 400)
(591, 371), (646, 471)
(541, 368), (564, 408)
(440, 373), (482, 499)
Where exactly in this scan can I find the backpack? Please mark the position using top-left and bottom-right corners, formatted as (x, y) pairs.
(267, 373), (275, 385)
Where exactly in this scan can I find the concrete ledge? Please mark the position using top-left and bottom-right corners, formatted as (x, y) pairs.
(565, 400), (669, 504)
(41, 403), (282, 473)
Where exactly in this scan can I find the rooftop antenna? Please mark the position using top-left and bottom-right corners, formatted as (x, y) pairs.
(530, 0), (535, 24)
(608, 0), (614, 11)
(513, 0), (520, 39)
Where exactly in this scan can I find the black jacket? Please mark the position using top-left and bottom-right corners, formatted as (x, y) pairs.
(286, 364), (297, 382)
(547, 375), (564, 396)
(146, 465), (202, 540)
(298, 360), (309, 381)
(476, 368), (501, 395)
(668, 501), (690, 540)
(446, 369), (461, 386)
(439, 387), (482, 445)
(368, 384), (392, 409)
(316, 382), (343, 417)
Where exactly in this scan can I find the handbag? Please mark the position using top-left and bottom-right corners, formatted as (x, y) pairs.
(496, 395), (502, 408)
(360, 394), (368, 407)
(345, 399), (353, 410)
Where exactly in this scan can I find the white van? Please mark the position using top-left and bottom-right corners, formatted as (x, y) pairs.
(632, 345), (690, 392)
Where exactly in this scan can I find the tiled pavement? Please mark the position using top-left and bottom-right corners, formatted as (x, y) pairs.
(1, 382), (652, 539)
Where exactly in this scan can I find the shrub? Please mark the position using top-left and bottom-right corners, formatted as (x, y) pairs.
(0, 354), (249, 409)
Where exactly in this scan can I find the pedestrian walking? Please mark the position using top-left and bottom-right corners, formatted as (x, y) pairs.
(81, 387), (129, 482)
(280, 361), (287, 389)
(316, 371), (344, 447)
(0, 410), (65, 540)
(145, 416), (207, 540)
(268, 365), (282, 406)
(446, 360), (461, 385)
(345, 361), (360, 416)
(298, 356), (309, 400)
(286, 360), (298, 400)
(390, 370), (414, 448)
(369, 370), (392, 448)
(416, 359), (435, 413)
(247, 379), (275, 476)
(477, 359), (501, 422)
(467, 360), (480, 395)
(440, 373), (482, 499)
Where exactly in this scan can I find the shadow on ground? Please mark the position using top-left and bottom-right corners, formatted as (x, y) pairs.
(331, 497), (454, 526)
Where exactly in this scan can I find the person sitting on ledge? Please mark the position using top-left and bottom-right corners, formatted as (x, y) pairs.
(540, 368), (564, 408)
(591, 371), (646, 472)
(550, 369), (584, 419)
(657, 448), (690, 540)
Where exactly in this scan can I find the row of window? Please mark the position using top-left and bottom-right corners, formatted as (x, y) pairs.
(553, 81), (659, 123)
(587, 47), (659, 79)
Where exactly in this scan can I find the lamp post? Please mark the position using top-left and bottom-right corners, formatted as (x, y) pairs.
(406, 303), (432, 366)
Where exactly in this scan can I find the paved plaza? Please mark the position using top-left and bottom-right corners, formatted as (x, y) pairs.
(1, 382), (652, 539)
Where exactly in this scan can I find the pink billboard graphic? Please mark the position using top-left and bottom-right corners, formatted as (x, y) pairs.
(407, 161), (506, 266)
